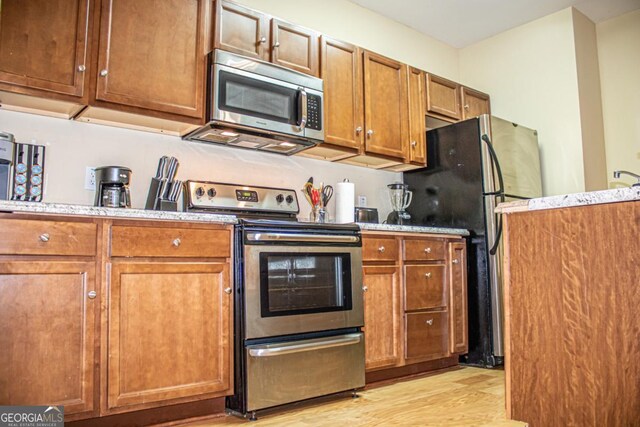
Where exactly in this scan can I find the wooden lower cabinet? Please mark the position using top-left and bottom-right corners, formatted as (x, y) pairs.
(0, 260), (98, 419)
(449, 242), (468, 354)
(363, 265), (402, 370)
(405, 311), (449, 361)
(107, 261), (232, 410)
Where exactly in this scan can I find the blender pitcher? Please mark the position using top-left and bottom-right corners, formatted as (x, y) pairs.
(386, 183), (413, 225)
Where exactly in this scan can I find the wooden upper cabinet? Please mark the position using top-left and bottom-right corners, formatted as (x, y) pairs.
(214, 0), (269, 60)
(426, 74), (461, 121)
(363, 51), (408, 161)
(407, 67), (426, 165)
(461, 86), (490, 120)
(107, 261), (232, 410)
(94, 0), (207, 119)
(363, 265), (402, 370)
(0, 0), (91, 98)
(270, 19), (319, 76)
(0, 261), (97, 418)
(449, 242), (468, 354)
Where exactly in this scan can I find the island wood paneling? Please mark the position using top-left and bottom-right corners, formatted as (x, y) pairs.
(503, 201), (640, 426)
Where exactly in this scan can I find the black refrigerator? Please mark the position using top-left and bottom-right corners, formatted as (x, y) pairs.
(403, 114), (542, 367)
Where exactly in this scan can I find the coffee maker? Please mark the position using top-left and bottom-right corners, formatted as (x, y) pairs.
(386, 182), (413, 225)
(0, 132), (14, 200)
(95, 166), (132, 208)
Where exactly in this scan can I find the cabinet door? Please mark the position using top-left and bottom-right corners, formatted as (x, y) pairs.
(426, 74), (461, 121)
(0, 261), (97, 417)
(407, 67), (426, 165)
(405, 265), (446, 311)
(405, 311), (449, 361)
(214, 0), (269, 60)
(0, 0), (90, 97)
(270, 19), (319, 76)
(321, 37), (363, 150)
(363, 265), (402, 370)
(95, 0), (207, 119)
(461, 86), (491, 120)
(108, 262), (232, 410)
(449, 242), (468, 354)
(363, 51), (408, 160)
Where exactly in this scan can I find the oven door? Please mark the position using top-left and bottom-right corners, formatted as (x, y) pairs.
(243, 236), (363, 339)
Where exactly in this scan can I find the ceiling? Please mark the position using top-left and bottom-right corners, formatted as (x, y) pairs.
(348, 0), (640, 48)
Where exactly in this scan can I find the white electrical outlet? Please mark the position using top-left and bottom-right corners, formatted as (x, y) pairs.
(357, 195), (367, 207)
(84, 167), (96, 191)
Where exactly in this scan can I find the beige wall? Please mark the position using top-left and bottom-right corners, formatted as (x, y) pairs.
(234, 0), (460, 79)
(597, 10), (640, 188)
(459, 8), (586, 196)
(572, 8), (608, 191)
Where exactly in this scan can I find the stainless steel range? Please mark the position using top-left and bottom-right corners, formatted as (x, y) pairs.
(185, 181), (365, 421)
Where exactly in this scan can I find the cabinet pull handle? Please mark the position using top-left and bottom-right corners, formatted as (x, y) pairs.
(355, 126), (363, 135)
(224, 287), (232, 294)
(411, 140), (417, 147)
(425, 319), (434, 326)
(378, 246), (385, 253)
(259, 37), (267, 44)
(362, 285), (368, 292)
(452, 258), (460, 264)
(273, 41), (280, 48)
(100, 69), (108, 77)
(87, 290), (97, 299)
(424, 247), (432, 253)
(77, 65), (86, 72)
(425, 272), (432, 278)
(464, 104), (469, 110)
(172, 238), (181, 247)
(366, 129), (374, 138)
(39, 233), (50, 242)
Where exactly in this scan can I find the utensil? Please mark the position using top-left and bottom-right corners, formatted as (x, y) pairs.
(322, 185), (333, 206)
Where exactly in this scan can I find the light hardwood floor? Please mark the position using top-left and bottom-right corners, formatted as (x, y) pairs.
(179, 367), (526, 427)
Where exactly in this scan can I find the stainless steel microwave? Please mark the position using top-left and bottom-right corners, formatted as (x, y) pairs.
(185, 50), (324, 155)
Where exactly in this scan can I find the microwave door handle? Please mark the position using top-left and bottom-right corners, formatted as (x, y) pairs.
(297, 88), (308, 130)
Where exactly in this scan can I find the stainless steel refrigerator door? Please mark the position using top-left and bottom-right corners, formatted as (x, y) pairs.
(490, 116), (543, 199)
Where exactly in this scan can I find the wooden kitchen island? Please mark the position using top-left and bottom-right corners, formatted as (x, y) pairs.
(499, 188), (640, 426)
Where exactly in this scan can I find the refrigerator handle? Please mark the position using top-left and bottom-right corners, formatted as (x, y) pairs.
(481, 134), (505, 256)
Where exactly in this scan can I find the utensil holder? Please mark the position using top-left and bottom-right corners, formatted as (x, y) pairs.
(145, 177), (178, 211)
(309, 206), (329, 223)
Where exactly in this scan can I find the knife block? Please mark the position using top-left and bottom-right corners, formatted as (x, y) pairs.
(145, 177), (178, 211)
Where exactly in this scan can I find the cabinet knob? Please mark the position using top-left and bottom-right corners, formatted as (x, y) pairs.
(77, 65), (86, 72)
(464, 104), (469, 110)
(172, 238), (181, 247)
(411, 140), (417, 147)
(39, 233), (50, 242)
(425, 319), (434, 326)
(224, 287), (232, 294)
(273, 41), (280, 48)
(100, 69), (108, 77)
(355, 126), (363, 135)
(87, 290), (97, 299)
(366, 129), (374, 138)
(424, 247), (432, 253)
(452, 258), (460, 264)
(362, 285), (368, 292)
(378, 246), (385, 253)
(425, 272), (432, 278)
(259, 37), (267, 43)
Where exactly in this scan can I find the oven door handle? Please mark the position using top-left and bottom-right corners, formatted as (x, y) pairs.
(248, 334), (362, 358)
(246, 232), (360, 244)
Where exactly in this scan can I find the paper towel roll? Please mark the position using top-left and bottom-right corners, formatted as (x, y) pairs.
(335, 181), (355, 223)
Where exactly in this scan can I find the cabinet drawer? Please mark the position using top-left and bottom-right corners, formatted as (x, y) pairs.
(363, 237), (398, 262)
(405, 311), (449, 361)
(0, 218), (97, 256)
(405, 265), (446, 310)
(110, 226), (230, 258)
(404, 239), (445, 261)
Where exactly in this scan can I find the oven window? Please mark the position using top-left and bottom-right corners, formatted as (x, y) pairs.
(259, 253), (352, 317)
(218, 71), (297, 125)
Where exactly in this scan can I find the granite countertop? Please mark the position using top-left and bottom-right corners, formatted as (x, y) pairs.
(357, 222), (470, 236)
(0, 200), (237, 224)
(496, 187), (640, 214)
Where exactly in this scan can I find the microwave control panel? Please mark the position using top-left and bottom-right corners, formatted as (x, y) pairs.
(305, 94), (322, 131)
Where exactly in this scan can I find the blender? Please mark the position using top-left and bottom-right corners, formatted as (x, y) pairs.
(386, 183), (413, 225)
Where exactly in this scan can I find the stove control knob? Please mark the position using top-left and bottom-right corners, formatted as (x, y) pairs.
(207, 188), (217, 198)
(195, 187), (205, 198)
(285, 195), (294, 204)
(276, 194), (284, 204)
